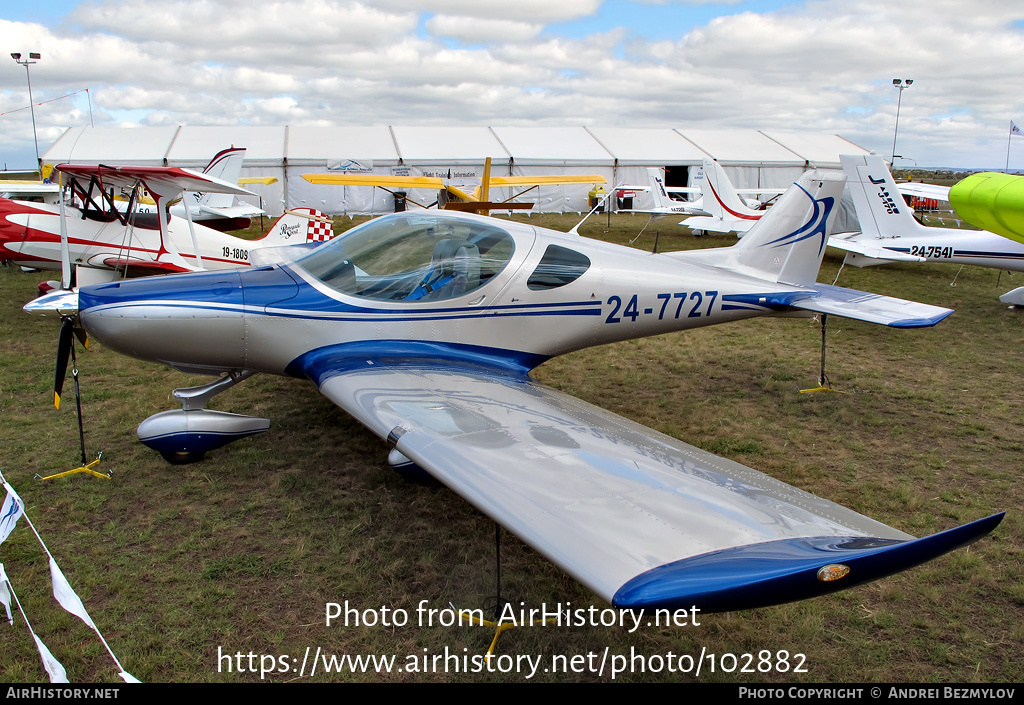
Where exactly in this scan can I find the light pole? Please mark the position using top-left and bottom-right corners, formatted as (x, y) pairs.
(891, 78), (913, 164)
(11, 52), (42, 171)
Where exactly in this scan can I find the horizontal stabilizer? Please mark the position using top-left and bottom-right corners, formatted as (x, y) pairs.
(897, 181), (951, 202)
(614, 513), (1003, 612)
(828, 234), (927, 262)
(681, 215), (755, 234)
(778, 283), (952, 327)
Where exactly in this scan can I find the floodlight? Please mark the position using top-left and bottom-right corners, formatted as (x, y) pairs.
(891, 79), (914, 163)
(10, 52), (42, 168)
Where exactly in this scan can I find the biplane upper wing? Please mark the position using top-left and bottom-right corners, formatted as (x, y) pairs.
(54, 164), (255, 199)
(309, 360), (1000, 613)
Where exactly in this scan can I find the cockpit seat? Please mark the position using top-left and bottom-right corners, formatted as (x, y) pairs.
(413, 238), (481, 300)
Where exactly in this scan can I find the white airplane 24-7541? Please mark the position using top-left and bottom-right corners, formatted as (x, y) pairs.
(829, 154), (1024, 276)
(26, 168), (1002, 614)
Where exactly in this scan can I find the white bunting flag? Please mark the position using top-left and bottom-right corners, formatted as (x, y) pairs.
(0, 563), (13, 625)
(50, 557), (97, 631)
(32, 633), (70, 683)
(0, 483), (25, 544)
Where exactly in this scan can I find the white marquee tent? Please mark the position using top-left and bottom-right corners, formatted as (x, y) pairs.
(43, 125), (871, 216)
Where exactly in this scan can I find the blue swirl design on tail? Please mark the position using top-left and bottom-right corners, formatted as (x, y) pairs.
(762, 184), (834, 255)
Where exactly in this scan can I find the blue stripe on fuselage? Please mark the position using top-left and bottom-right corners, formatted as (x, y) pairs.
(80, 269), (246, 312)
(288, 340), (548, 385)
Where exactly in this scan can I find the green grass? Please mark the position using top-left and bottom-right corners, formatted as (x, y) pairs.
(0, 213), (1021, 683)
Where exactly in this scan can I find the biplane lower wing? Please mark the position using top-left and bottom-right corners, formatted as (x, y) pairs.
(101, 257), (189, 275)
(311, 362), (1000, 612)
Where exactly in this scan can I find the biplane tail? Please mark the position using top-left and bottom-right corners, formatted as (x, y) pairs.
(259, 208), (335, 246)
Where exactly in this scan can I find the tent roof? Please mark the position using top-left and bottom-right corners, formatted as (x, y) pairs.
(585, 127), (710, 165)
(42, 125), (869, 170)
(391, 126), (509, 165)
(46, 126), (181, 164)
(491, 126), (610, 165)
(165, 126), (286, 167)
(675, 128), (804, 167)
(759, 131), (872, 169)
(286, 126), (399, 165)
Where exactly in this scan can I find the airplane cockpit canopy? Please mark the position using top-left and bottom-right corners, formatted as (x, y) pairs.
(294, 213), (516, 302)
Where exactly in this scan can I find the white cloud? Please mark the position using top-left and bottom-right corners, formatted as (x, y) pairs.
(425, 15), (544, 42)
(379, 0), (601, 23)
(1, 1), (1023, 167)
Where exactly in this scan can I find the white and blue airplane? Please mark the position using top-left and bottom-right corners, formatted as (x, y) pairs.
(26, 168), (1001, 615)
(829, 154), (1024, 274)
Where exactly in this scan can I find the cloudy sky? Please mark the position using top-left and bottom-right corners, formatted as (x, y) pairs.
(1, 0), (1022, 170)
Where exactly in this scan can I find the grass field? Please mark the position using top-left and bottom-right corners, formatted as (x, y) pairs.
(0, 213), (1021, 683)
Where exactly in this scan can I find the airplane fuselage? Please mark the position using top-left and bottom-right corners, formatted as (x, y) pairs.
(77, 211), (807, 379)
(0, 197), (256, 273)
(836, 229), (1024, 272)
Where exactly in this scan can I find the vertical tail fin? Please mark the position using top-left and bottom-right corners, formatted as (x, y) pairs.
(840, 154), (928, 239)
(186, 147), (247, 213)
(700, 158), (761, 223)
(731, 170), (846, 287)
(647, 168), (674, 209)
(259, 208), (334, 245)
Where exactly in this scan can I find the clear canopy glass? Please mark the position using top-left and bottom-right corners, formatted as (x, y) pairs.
(296, 214), (516, 302)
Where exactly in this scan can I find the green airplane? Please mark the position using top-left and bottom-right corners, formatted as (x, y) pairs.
(949, 171), (1024, 245)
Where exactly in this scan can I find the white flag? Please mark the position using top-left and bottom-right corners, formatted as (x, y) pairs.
(0, 484), (24, 544)
(0, 563), (13, 625)
(50, 557), (97, 631)
(1012, 121), (1022, 136)
(33, 633), (69, 683)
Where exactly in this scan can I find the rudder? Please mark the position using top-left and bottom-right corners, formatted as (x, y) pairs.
(732, 170), (846, 287)
(259, 208), (335, 245)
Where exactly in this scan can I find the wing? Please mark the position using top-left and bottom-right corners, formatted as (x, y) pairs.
(897, 182), (950, 202)
(100, 257), (189, 274)
(197, 203), (266, 219)
(681, 215), (758, 234)
(828, 233), (927, 262)
(311, 362), (1000, 613)
(54, 164), (255, 199)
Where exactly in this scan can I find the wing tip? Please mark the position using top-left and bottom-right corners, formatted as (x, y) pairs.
(887, 309), (956, 328)
(613, 513), (1003, 614)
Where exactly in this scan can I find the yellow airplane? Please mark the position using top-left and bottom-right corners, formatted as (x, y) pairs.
(304, 157), (606, 215)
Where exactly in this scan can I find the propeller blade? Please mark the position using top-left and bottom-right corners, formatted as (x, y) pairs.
(54, 317), (74, 409)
